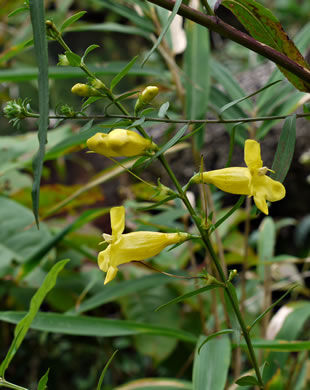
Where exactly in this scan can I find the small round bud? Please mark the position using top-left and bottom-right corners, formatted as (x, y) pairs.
(140, 86), (159, 104)
(71, 83), (101, 97)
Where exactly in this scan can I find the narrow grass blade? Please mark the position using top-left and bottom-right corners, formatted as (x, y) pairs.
(29, 0), (49, 227)
(220, 80), (281, 114)
(142, 0), (182, 66)
(0, 312), (197, 343)
(96, 350), (118, 390)
(155, 285), (221, 312)
(0, 260), (69, 377)
(248, 285), (297, 332)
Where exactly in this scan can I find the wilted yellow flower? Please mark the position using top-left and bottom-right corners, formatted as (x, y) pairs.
(192, 139), (286, 215)
(87, 129), (157, 157)
(98, 206), (189, 284)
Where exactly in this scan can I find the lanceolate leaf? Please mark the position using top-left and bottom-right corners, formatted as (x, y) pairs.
(271, 114), (296, 183)
(185, 12), (210, 148)
(193, 335), (231, 390)
(142, 0), (183, 66)
(0, 312), (197, 343)
(0, 260), (69, 377)
(220, 0), (310, 92)
(29, 0), (49, 227)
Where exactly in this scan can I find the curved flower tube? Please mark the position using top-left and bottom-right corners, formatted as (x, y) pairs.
(192, 139), (286, 215)
(98, 206), (190, 284)
(87, 129), (157, 157)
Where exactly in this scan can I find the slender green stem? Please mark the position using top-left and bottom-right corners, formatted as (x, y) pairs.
(27, 112), (310, 125)
(51, 28), (264, 387)
(200, 0), (215, 16)
(158, 155), (264, 388)
(0, 378), (28, 390)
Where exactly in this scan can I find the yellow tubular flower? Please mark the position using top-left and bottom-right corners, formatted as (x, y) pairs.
(192, 139), (286, 215)
(98, 206), (189, 284)
(86, 129), (157, 157)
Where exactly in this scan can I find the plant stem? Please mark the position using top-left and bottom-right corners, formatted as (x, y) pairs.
(158, 154), (264, 388)
(33, 112), (310, 125)
(53, 30), (264, 387)
(0, 378), (28, 390)
(146, 0), (310, 85)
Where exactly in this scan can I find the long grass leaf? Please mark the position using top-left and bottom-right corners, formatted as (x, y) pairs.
(29, 0), (49, 227)
(142, 0), (182, 66)
(0, 260), (69, 377)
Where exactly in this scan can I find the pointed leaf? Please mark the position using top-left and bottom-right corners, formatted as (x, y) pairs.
(0, 260), (69, 377)
(60, 11), (87, 32)
(156, 284), (221, 312)
(248, 285), (297, 332)
(97, 351), (118, 390)
(0, 312), (197, 343)
(235, 375), (259, 386)
(82, 44), (100, 62)
(29, 0), (49, 227)
(110, 56), (138, 91)
(152, 124), (188, 160)
(271, 114), (296, 183)
(65, 51), (82, 67)
(220, 80), (282, 114)
(142, 0), (182, 66)
(37, 369), (49, 390)
(184, 12), (210, 148)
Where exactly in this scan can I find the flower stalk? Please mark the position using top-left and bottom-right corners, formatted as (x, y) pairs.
(50, 28), (264, 388)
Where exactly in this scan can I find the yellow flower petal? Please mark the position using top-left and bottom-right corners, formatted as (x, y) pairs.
(104, 265), (118, 284)
(251, 175), (286, 214)
(87, 129), (155, 157)
(109, 232), (188, 267)
(98, 246), (111, 272)
(244, 139), (263, 171)
(201, 168), (251, 195)
(110, 206), (125, 240)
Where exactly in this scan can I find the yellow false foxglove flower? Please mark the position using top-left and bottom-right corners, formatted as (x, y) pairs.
(87, 129), (157, 157)
(98, 206), (189, 284)
(192, 139), (286, 215)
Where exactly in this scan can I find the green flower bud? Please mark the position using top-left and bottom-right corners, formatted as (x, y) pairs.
(59, 104), (75, 117)
(135, 86), (159, 113)
(57, 54), (70, 66)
